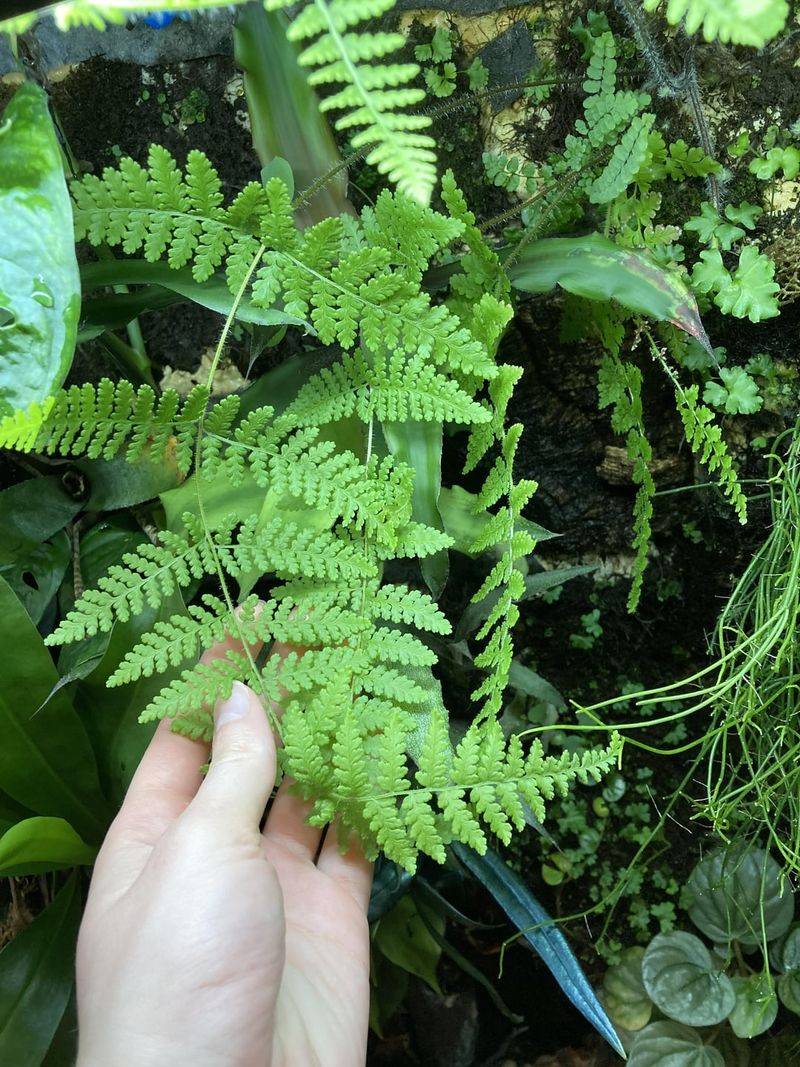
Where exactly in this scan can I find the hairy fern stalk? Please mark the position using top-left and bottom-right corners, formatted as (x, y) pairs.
(1, 149), (620, 872)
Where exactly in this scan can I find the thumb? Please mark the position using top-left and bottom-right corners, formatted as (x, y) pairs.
(189, 681), (277, 829)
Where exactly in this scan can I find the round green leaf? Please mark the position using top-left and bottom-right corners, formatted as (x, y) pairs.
(0, 83), (80, 416)
(642, 931), (736, 1026)
(628, 1021), (725, 1067)
(728, 974), (778, 1038)
(780, 926), (800, 972)
(687, 848), (794, 947)
(0, 816), (96, 877)
(778, 970), (800, 1015)
(603, 946), (652, 1031)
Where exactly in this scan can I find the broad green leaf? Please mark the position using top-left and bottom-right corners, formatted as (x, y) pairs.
(0, 532), (70, 625)
(628, 1020), (724, 1066)
(438, 485), (555, 556)
(80, 260), (307, 330)
(383, 419), (448, 597)
(369, 949), (409, 1037)
(452, 843), (625, 1057)
(0, 83), (80, 416)
(0, 793), (30, 837)
(0, 817), (96, 877)
(374, 894), (443, 992)
(0, 576), (108, 843)
(603, 946), (652, 1031)
(642, 931), (735, 1026)
(0, 875), (81, 1067)
(686, 848), (794, 948)
(368, 856), (414, 923)
(457, 564), (595, 640)
(72, 524), (188, 803)
(728, 974), (777, 1039)
(507, 235), (712, 352)
(234, 4), (349, 222)
(0, 478), (80, 566)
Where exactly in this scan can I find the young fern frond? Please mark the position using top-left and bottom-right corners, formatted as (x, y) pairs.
(6, 150), (622, 868)
(264, 0), (437, 203)
(597, 354), (655, 612)
(72, 157), (496, 380)
(284, 709), (623, 871)
(0, 378), (209, 473)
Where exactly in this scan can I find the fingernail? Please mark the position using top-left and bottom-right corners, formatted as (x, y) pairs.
(214, 681), (250, 729)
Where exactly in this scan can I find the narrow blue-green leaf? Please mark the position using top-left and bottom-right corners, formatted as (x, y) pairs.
(0, 82), (80, 416)
(383, 419), (448, 597)
(0, 875), (81, 1067)
(0, 817), (96, 877)
(0, 575), (109, 843)
(452, 843), (626, 1058)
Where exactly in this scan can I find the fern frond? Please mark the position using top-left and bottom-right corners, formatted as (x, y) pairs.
(282, 350), (491, 429)
(675, 385), (747, 523)
(138, 651), (266, 740)
(642, 0), (788, 47)
(264, 0), (436, 203)
(0, 378), (209, 473)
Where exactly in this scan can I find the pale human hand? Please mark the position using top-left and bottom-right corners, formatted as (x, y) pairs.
(76, 631), (373, 1067)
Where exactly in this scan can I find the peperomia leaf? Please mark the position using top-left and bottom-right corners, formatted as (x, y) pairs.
(686, 847), (795, 948)
(641, 931), (736, 1026)
(628, 1021), (724, 1067)
(0, 874), (81, 1067)
(728, 974), (778, 1039)
(508, 234), (713, 352)
(603, 946), (652, 1031)
(0, 83), (80, 416)
(778, 927), (800, 1014)
(452, 843), (625, 1057)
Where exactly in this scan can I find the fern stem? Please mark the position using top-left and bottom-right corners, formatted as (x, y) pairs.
(192, 242), (281, 731)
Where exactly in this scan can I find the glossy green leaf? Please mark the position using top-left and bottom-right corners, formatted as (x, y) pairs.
(0, 793), (31, 837)
(0, 575), (108, 843)
(0, 875), (81, 1067)
(628, 1021), (724, 1067)
(0, 83), (80, 416)
(603, 946), (652, 1031)
(642, 931), (735, 1026)
(383, 419), (448, 597)
(0, 817), (96, 877)
(457, 563), (594, 639)
(777, 928), (800, 1014)
(374, 894), (443, 993)
(72, 524), (187, 803)
(686, 848), (794, 947)
(0, 531), (71, 625)
(0, 478), (80, 566)
(452, 843), (625, 1057)
(508, 235), (712, 352)
(368, 857), (414, 923)
(80, 260), (307, 330)
(438, 485), (555, 556)
(728, 974), (777, 1039)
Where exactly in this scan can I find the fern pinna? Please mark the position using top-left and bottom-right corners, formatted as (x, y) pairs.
(2, 149), (621, 872)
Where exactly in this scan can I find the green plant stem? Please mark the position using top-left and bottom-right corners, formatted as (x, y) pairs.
(99, 330), (154, 386)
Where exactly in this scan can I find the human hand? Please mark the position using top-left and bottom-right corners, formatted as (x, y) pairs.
(76, 630), (373, 1067)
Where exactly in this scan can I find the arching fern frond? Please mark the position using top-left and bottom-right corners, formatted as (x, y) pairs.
(642, 0), (788, 47)
(265, 0), (436, 203)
